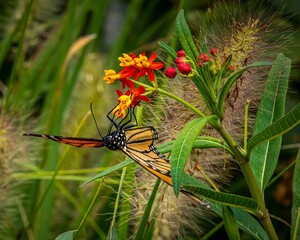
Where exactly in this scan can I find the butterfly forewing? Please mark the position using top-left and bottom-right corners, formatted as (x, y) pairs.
(125, 126), (158, 144)
(23, 133), (105, 148)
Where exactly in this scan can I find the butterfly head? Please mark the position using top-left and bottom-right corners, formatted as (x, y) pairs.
(103, 129), (126, 150)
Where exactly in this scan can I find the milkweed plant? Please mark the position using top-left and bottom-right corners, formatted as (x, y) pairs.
(69, 10), (300, 240)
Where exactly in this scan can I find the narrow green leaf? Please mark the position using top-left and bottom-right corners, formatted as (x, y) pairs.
(232, 208), (268, 240)
(249, 53), (291, 191)
(143, 219), (155, 240)
(248, 102), (300, 152)
(181, 173), (258, 211)
(171, 117), (210, 196)
(55, 230), (77, 240)
(183, 185), (258, 211)
(175, 9), (199, 63)
(209, 202), (268, 240)
(218, 61), (273, 118)
(134, 179), (160, 240)
(158, 136), (231, 155)
(223, 206), (240, 240)
(158, 41), (177, 60)
(80, 158), (134, 187)
(292, 149), (300, 240)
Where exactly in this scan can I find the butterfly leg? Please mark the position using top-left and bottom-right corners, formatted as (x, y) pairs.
(121, 101), (140, 129)
(106, 104), (122, 133)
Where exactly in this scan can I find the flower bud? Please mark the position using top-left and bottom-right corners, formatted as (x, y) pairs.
(228, 64), (234, 72)
(210, 48), (217, 56)
(175, 57), (185, 65)
(177, 50), (186, 57)
(177, 63), (192, 75)
(165, 67), (177, 78)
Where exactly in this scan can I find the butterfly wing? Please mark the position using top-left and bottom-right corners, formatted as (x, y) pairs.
(122, 127), (211, 209)
(23, 133), (105, 148)
(122, 127), (172, 185)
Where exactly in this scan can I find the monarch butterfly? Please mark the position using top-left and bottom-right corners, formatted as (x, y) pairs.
(24, 104), (211, 209)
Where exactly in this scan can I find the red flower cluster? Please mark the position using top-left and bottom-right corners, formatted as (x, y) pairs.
(165, 50), (192, 78)
(164, 48), (235, 79)
(197, 48), (234, 76)
(117, 52), (164, 82)
(103, 51), (164, 118)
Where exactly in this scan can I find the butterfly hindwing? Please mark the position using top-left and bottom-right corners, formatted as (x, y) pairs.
(121, 127), (172, 185)
(23, 133), (105, 148)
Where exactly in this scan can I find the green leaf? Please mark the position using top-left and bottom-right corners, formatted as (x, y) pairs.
(171, 117), (210, 196)
(223, 206), (240, 240)
(143, 219), (155, 240)
(183, 185), (258, 211)
(218, 61), (273, 118)
(55, 230), (77, 240)
(232, 208), (268, 240)
(248, 102), (300, 152)
(249, 53), (291, 191)
(175, 9), (199, 63)
(292, 149), (300, 240)
(209, 202), (268, 240)
(134, 179), (160, 240)
(158, 41), (177, 60)
(158, 136), (231, 155)
(80, 158), (134, 187)
(181, 173), (258, 211)
(182, 175), (267, 239)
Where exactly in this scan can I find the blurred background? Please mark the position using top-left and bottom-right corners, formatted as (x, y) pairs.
(0, 0), (299, 239)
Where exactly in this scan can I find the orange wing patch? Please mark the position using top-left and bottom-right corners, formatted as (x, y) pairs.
(23, 133), (105, 148)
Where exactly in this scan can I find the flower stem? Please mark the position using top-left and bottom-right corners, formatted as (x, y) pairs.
(157, 87), (207, 118)
(133, 80), (207, 118)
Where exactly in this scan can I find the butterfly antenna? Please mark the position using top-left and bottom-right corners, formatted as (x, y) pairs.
(90, 103), (103, 139)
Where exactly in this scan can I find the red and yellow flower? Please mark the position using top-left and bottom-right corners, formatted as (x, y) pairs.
(112, 83), (150, 118)
(103, 51), (164, 117)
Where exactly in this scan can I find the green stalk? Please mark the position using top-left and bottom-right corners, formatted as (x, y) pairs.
(217, 125), (278, 239)
(244, 100), (250, 149)
(108, 167), (127, 239)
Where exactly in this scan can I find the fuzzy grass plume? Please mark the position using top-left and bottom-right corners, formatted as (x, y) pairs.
(0, 107), (38, 239)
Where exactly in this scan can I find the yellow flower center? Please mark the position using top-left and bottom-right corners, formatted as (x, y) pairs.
(119, 95), (132, 108)
(135, 54), (150, 68)
(103, 69), (120, 83)
(112, 94), (133, 118)
(118, 54), (135, 67)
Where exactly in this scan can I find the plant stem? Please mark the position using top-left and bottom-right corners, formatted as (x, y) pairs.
(157, 87), (207, 117)
(133, 80), (207, 118)
(217, 125), (278, 239)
